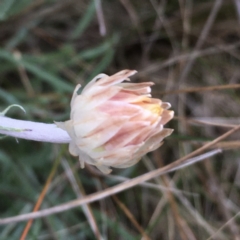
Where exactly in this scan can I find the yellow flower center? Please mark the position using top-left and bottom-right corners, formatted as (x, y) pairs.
(93, 146), (105, 152)
(134, 98), (163, 116)
(146, 104), (163, 115)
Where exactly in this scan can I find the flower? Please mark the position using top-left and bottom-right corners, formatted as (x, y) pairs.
(56, 70), (174, 174)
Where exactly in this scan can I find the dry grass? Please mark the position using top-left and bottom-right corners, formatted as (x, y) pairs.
(1, 0), (240, 239)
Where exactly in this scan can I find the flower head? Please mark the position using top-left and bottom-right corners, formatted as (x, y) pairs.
(56, 70), (174, 174)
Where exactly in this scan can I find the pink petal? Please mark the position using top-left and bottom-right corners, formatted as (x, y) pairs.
(128, 123), (163, 146)
(140, 128), (173, 153)
(109, 90), (138, 102)
(104, 121), (151, 150)
(129, 110), (159, 123)
(97, 101), (143, 116)
(120, 82), (154, 94)
(77, 117), (128, 150)
(159, 110), (174, 125)
(134, 142), (164, 159)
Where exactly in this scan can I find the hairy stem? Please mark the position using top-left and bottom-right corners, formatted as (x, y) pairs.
(0, 116), (70, 143)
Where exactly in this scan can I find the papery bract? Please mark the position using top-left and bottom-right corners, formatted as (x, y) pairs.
(56, 70), (174, 174)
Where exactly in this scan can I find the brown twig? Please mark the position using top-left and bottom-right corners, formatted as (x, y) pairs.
(61, 158), (102, 240)
(178, 0), (223, 85)
(1, 125), (240, 225)
(111, 190), (151, 240)
(19, 156), (60, 240)
(160, 84), (240, 96)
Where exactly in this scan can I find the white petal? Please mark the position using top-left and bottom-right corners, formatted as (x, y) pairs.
(72, 86), (120, 111)
(96, 70), (137, 87)
(95, 165), (112, 174)
(70, 84), (81, 108)
(161, 102), (171, 109)
(82, 73), (108, 93)
(69, 141), (79, 156)
(79, 150), (96, 165)
(72, 111), (108, 137)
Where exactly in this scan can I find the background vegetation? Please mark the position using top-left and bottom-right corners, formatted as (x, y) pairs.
(1, 0), (240, 239)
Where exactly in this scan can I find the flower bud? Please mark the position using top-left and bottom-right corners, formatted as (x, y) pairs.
(56, 70), (174, 174)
